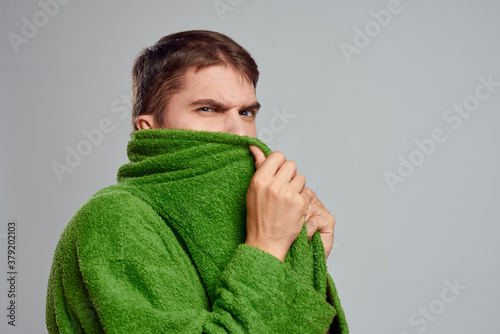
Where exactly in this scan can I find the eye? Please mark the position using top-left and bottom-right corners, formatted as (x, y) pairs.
(240, 110), (254, 117)
(199, 107), (214, 112)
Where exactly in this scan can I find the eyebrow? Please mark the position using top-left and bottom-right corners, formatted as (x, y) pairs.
(189, 99), (261, 113)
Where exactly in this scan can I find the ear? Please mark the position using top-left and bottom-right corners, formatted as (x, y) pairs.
(135, 114), (156, 129)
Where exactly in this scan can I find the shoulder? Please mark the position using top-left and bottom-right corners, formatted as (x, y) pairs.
(79, 185), (156, 222)
(61, 185), (165, 247)
(56, 185), (189, 264)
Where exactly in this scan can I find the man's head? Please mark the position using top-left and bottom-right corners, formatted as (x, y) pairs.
(132, 30), (260, 137)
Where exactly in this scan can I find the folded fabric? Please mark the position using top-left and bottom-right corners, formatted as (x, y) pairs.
(46, 128), (348, 333)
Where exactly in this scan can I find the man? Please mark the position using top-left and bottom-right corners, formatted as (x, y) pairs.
(46, 30), (348, 333)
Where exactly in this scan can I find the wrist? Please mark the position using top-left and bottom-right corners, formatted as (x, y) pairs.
(244, 239), (287, 262)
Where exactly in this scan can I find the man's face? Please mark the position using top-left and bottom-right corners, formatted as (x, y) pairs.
(138, 65), (260, 137)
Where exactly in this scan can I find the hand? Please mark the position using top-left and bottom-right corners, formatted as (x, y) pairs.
(303, 187), (335, 260)
(245, 146), (309, 262)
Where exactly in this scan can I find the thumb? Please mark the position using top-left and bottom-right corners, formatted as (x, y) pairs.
(249, 145), (266, 169)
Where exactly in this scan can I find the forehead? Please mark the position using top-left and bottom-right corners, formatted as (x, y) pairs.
(178, 65), (256, 100)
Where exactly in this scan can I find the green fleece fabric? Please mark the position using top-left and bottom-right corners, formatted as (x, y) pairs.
(46, 128), (348, 333)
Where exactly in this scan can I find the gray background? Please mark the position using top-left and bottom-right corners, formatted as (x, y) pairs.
(1, 0), (499, 333)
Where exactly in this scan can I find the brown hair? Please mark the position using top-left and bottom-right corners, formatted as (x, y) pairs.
(131, 30), (259, 132)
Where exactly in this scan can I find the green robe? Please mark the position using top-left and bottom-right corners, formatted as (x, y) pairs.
(46, 129), (348, 333)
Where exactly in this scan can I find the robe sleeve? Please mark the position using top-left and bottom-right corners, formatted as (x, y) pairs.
(46, 190), (347, 333)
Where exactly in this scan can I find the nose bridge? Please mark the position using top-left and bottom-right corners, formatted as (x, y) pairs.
(225, 108), (247, 136)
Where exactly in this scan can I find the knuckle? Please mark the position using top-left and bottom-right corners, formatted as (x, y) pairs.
(307, 217), (319, 229)
(270, 151), (285, 159)
(283, 189), (295, 201)
(250, 175), (266, 189)
(294, 194), (307, 208)
(295, 174), (305, 183)
(249, 176), (259, 187)
(268, 182), (281, 197)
